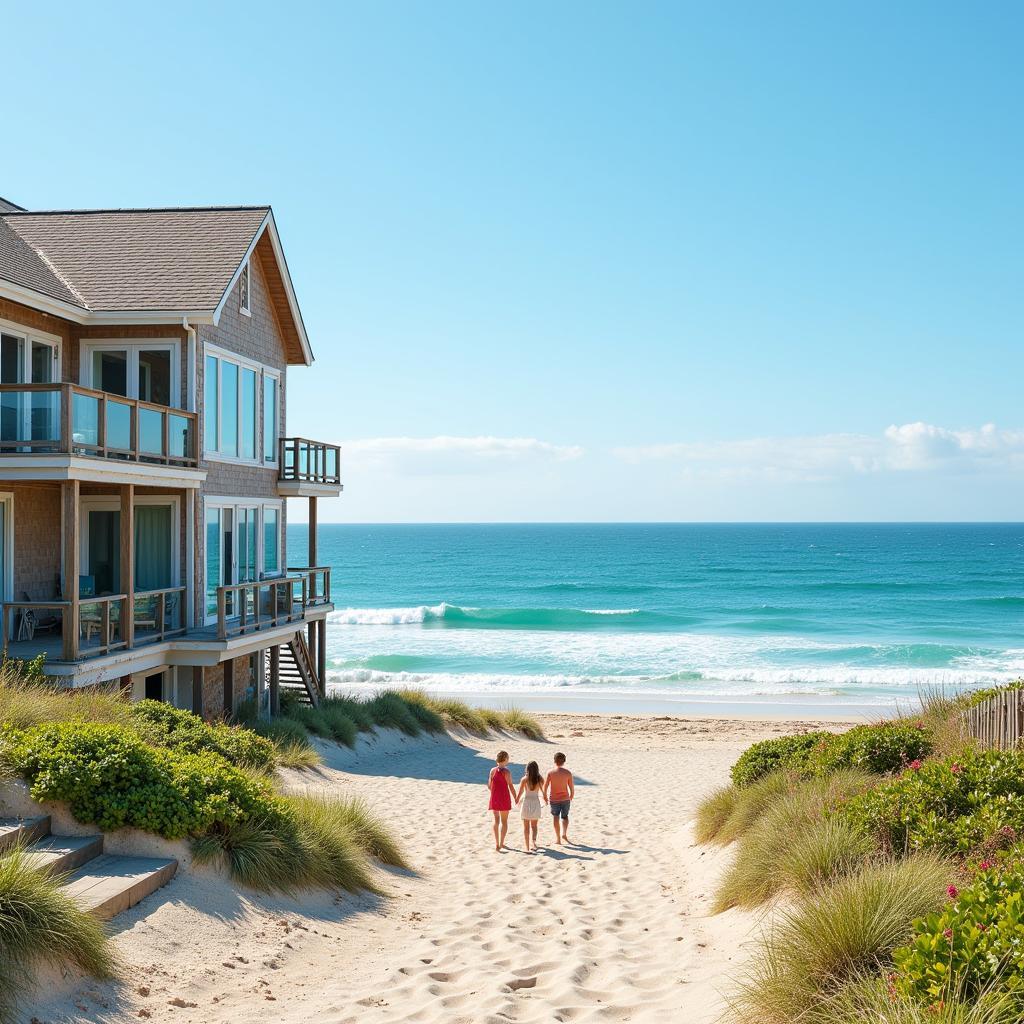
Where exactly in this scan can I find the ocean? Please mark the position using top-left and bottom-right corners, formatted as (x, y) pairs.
(287, 523), (1024, 716)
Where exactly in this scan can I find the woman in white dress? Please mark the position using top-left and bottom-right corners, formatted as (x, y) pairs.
(516, 760), (547, 852)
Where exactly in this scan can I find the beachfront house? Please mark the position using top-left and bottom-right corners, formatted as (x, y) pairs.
(0, 196), (339, 715)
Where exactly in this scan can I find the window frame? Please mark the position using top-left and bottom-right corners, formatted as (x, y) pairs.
(202, 497), (284, 625)
(262, 368), (281, 465)
(80, 340), (179, 407)
(203, 344), (275, 466)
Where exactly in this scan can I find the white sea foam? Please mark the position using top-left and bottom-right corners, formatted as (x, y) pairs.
(329, 604), (449, 625)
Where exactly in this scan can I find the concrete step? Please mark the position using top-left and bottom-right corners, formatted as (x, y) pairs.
(62, 854), (178, 921)
(25, 833), (104, 876)
(0, 815), (50, 853)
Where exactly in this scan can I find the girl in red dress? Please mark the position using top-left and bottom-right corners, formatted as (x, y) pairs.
(487, 750), (516, 851)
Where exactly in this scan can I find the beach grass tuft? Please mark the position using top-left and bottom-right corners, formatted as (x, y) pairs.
(0, 845), (116, 1024)
(694, 784), (741, 844)
(731, 853), (953, 1024)
(287, 793), (410, 870)
(712, 770), (794, 846)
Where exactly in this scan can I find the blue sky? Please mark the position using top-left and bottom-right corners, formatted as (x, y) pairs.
(4, 2), (1022, 521)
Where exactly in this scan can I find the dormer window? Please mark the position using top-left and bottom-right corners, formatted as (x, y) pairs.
(239, 261), (251, 316)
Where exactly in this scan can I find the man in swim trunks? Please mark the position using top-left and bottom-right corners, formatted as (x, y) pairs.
(544, 751), (575, 845)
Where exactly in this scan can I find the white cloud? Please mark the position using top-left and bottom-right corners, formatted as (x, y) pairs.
(341, 435), (584, 475)
(612, 423), (1024, 482)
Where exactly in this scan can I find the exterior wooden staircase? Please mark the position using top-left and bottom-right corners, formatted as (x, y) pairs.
(0, 815), (177, 920)
(276, 632), (321, 707)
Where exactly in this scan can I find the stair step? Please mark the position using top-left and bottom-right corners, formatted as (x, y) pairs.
(0, 815), (51, 853)
(62, 854), (178, 921)
(25, 834), (104, 875)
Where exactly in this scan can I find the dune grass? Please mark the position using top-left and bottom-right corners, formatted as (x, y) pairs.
(731, 853), (953, 1024)
(192, 791), (405, 894)
(694, 784), (741, 844)
(0, 845), (116, 1024)
(709, 770), (795, 847)
(810, 974), (1022, 1024)
(249, 717), (322, 768)
(713, 771), (878, 912)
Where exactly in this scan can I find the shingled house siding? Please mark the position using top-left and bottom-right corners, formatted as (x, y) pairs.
(11, 483), (62, 602)
(194, 254), (290, 662)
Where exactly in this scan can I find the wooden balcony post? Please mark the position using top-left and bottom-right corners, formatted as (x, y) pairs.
(308, 496), (318, 565)
(217, 589), (227, 640)
(223, 658), (234, 718)
(119, 485), (134, 648)
(269, 644), (280, 716)
(192, 665), (205, 718)
(60, 384), (72, 455)
(62, 480), (80, 661)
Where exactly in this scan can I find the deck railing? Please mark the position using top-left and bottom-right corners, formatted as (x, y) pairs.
(278, 437), (341, 486)
(216, 575), (310, 639)
(133, 586), (188, 645)
(287, 566), (332, 606)
(0, 383), (197, 467)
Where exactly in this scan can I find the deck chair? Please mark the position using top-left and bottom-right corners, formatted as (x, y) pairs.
(19, 590), (61, 637)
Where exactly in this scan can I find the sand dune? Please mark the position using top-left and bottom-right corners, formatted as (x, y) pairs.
(22, 713), (847, 1024)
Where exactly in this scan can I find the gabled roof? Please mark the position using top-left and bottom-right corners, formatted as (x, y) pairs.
(0, 196), (25, 213)
(0, 206), (312, 364)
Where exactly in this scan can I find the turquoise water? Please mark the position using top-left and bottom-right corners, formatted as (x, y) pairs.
(287, 524), (1024, 712)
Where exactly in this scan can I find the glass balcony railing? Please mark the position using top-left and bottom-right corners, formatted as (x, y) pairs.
(0, 384), (198, 466)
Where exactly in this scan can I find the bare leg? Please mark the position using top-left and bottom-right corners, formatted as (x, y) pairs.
(492, 811), (501, 851)
(552, 815), (562, 845)
(531, 820), (539, 848)
(563, 816), (570, 844)
(523, 819), (531, 851)
(499, 811), (510, 849)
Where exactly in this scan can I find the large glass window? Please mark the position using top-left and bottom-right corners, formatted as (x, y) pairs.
(241, 368), (256, 460)
(263, 508), (279, 575)
(205, 507), (221, 618)
(135, 505), (173, 591)
(220, 361), (238, 457)
(138, 350), (171, 405)
(263, 375), (277, 463)
(204, 355), (218, 452)
(92, 350), (128, 396)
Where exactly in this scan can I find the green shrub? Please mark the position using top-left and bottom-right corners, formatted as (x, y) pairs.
(731, 854), (953, 1023)
(695, 784), (741, 843)
(841, 751), (1024, 856)
(0, 845), (115, 1024)
(129, 699), (277, 771)
(731, 732), (832, 787)
(714, 772), (878, 911)
(809, 722), (933, 777)
(894, 857), (1024, 1006)
(7, 722), (281, 840)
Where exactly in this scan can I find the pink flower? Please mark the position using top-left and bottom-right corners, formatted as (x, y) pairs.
(978, 924), (988, 932)
(947, 885), (959, 899)
(943, 928), (954, 941)
(916, 721), (926, 730)
(979, 860), (993, 871)
(908, 759), (923, 771)
(951, 763), (962, 775)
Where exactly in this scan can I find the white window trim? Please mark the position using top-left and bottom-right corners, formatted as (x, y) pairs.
(0, 492), (14, 603)
(203, 497), (284, 624)
(79, 494), (182, 591)
(262, 367), (281, 465)
(239, 260), (252, 317)
(203, 344), (278, 467)
(79, 340), (180, 408)
(0, 317), (63, 382)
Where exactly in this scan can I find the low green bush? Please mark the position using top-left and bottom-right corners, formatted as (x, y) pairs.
(129, 699), (277, 771)
(840, 751), (1024, 856)
(7, 722), (281, 840)
(894, 857), (1024, 1006)
(0, 845), (115, 1024)
(809, 722), (933, 777)
(731, 732), (832, 786)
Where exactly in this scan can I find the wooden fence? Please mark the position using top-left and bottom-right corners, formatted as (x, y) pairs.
(963, 688), (1024, 750)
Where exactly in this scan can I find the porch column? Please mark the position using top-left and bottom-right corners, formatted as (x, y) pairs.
(316, 618), (326, 696)
(269, 645), (280, 716)
(119, 485), (134, 648)
(192, 665), (204, 718)
(61, 480), (80, 661)
(223, 658), (234, 718)
(307, 496), (318, 662)
(184, 490), (195, 630)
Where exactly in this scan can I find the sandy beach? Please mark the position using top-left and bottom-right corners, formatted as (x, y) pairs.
(25, 712), (856, 1024)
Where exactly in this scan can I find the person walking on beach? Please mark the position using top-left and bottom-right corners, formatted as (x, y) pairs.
(487, 750), (517, 851)
(515, 760), (547, 852)
(544, 752), (575, 845)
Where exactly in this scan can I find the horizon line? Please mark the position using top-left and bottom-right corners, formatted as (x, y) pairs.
(284, 520), (1024, 527)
